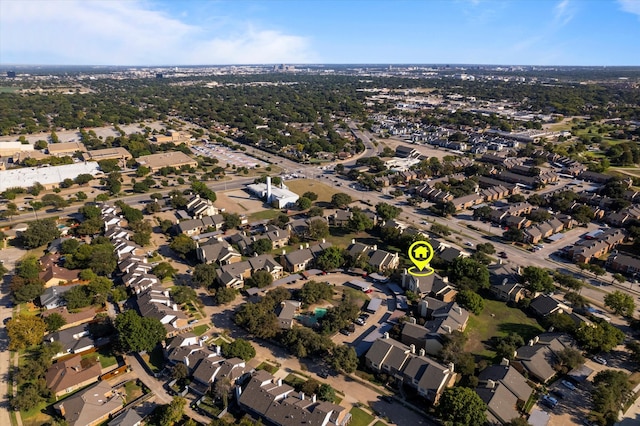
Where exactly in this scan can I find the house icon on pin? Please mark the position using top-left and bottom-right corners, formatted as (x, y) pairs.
(413, 245), (429, 260)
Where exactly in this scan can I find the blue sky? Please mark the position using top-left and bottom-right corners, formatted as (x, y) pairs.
(1, 0), (639, 66)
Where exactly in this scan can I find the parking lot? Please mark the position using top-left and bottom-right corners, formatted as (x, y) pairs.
(191, 143), (266, 168)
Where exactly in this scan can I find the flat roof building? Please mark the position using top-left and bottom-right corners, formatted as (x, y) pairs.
(47, 141), (88, 157)
(83, 147), (132, 162)
(0, 141), (34, 156)
(246, 176), (299, 208)
(136, 151), (197, 171)
(0, 162), (101, 192)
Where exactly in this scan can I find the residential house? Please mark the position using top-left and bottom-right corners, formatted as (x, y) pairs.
(55, 381), (122, 426)
(281, 242), (332, 273)
(136, 286), (189, 337)
(489, 264), (526, 303)
(529, 295), (570, 317)
(185, 195), (220, 219)
(107, 409), (143, 426)
(347, 241), (399, 272)
(39, 285), (76, 310)
(41, 307), (97, 330)
(567, 228), (626, 263)
(196, 239), (242, 265)
(216, 254), (283, 288)
(452, 193), (484, 211)
(606, 253), (640, 275)
(45, 324), (100, 357)
(365, 336), (456, 404)
(45, 354), (103, 397)
(476, 363), (533, 425)
(237, 370), (351, 426)
(39, 253), (82, 288)
(513, 333), (576, 383)
(277, 300), (302, 329)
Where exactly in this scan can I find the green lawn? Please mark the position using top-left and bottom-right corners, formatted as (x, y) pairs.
(249, 209), (281, 221)
(124, 381), (143, 403)
(82, 348), (117, 369)
(349, 407), (375, 426)
(192, 324), (210, 336)
(257, 361), (279, 375)
(283, 373), (307, 389)
(141, 346), (165, 373)
(465, 299), (544, 360)
(286, 179), (341, 203)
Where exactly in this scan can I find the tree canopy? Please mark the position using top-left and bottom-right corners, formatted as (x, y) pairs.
(115, 309), (167, 353)
(21, 219), (61, 249)
(437, 387), (487, 426)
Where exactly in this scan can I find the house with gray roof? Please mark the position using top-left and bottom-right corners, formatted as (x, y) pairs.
(476, 363), (532, 425)
(281, 242), (332, 272)
(196, 239), (241, 265)
(514, 333), (575, 383)
(55, 381), (122, 426)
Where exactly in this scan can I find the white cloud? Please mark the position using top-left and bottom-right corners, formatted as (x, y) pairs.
(618, 0), (640, 18)
(554, 0), (575, 26)
(0, 0), (317, 65)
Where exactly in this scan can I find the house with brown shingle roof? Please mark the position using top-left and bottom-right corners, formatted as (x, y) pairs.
(45, 354), (103, 397)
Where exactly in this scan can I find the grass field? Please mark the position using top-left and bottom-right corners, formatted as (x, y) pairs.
(465, 299), (544, 360)
(286, 179), (341, 203)
(82, 348), (118, 369)
(257, 361), (279, 374)
(284, 373), (307, 389)
(192, 324), (210, 336)
(0, 86), (20, 93)
(249, 209), (281, 221)
(124, 380), (144, 403)
(349, 407), (374, 426)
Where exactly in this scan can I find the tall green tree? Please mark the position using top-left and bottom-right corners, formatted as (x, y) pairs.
(115, 309), (167, 353)
(437, 387), (487, 426)
(604, 290), (635, 316)
(21, 219), (61, 249)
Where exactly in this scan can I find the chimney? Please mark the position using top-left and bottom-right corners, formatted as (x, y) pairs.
(305, 243), (309, 249)
(443, 324), (452, 334)
(322, 238), (326, 244)
(448, 362), (455, 372)
(277, 378), (282, 386)
(500, 358), (510, 366)
(266, 177), (272, 201)
(410, 344), (415, 354)
(351, 239), (355, 244)
(419, 348), (426, 357)
(311, 394), (316, 403)
(299, 245), (303, 250)
(282, 249), (286, 255)
(487, 379), (496, 389)
(409, 317), (417, 324)
(275, 231), (279, 237)
(383, 332), (389, 339)
(173, 303), (178, 310)
(528, 339), (534, 346)
(373, 244), (377, 251)
(534, 336), (539, 344)
(455, 307), (462, 315)
(442, 276), (448, 283)
(300, 392), (305, 400)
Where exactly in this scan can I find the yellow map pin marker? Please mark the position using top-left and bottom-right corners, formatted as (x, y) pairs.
(408, 240), (435, 277)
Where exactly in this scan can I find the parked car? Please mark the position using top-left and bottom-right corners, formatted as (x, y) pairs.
(499, 251), (508, 258)
(355, 318), (366, 326)
(541, 395), (558, 408)
(550, 389), (565, 399)
(561, 380), (576, 391)
(593, 356), (607, 365)
(339, 329), (351, 336)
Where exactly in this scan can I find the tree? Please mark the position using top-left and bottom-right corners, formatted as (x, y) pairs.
(430, 223), (452, 236)
(302, 191), (318, 201)
(430, 201), (456, 217)
(329, 345), (358, 373)
(297, 197), (312, 210)
(315, 247), (345, 271)
(455, 290), (484, 315)
(503, 228), (524, 243)
(375, 202), (401, 220)
(213, 377), (232, 408)
(171, 362), (188, 381)
(221, 338), (256, 361)
(43, 313), (67, 332)
(347, 209), (373, 233)
(591, 370), (632, 424)
(63, 285), (93, 310)
(308, 206), (324, 217)
(308, 218), (329, 240)
(171, 285), (197, 304)
(10, 382), (45, 412)
(158, 396), (186, 426)
(7, 314), (47, 350)
(317, 383), (336, 402)
(252, 238), (273, 255)
(334, 164), (344, 174)
(132, 231), (151, 246)
(193, 263), (218, 288)
(246, 270), (273, 288)
(521, 266), (555, 293)
(331, 193), (352, 208)
(152, 262), (178, 280)
(572, 205), (595, 225)
(170, 234), (196, 259)
(21, 219), (61, 249)
(576, 321), (625, 353)
(447, 257), (490, 292)
(437, 387), (487, 426)
(604, 290), (635, 316)
(495, 333), (524, 360)
(115, 309), (167, 353)
(222, 212), (241, 230)
(298, 280), (333, 305)
(556, 347), (585, 371)
(214, 287), (237, 305)
(475, 243), (495, 255)
(104, 171), (122, 195)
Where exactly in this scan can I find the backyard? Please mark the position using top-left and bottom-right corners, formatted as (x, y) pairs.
(465, 299), (544, 360)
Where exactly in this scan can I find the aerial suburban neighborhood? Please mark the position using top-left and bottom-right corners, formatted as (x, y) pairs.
(1, 43), (640, 426)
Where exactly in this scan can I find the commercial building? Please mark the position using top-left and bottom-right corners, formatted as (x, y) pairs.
(246, 176), (299, 208)
(0, 162), (101, 192)
(83, 147), (132, 162)
(136, 151), (197, 171)
(48, 141), (88, 157)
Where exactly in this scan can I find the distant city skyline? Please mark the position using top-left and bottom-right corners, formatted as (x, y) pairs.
(1, 0), (639, 66)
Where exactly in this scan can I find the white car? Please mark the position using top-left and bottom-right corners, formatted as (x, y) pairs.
(593, 356), (607, 365)
(561, 380), (576, 391)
